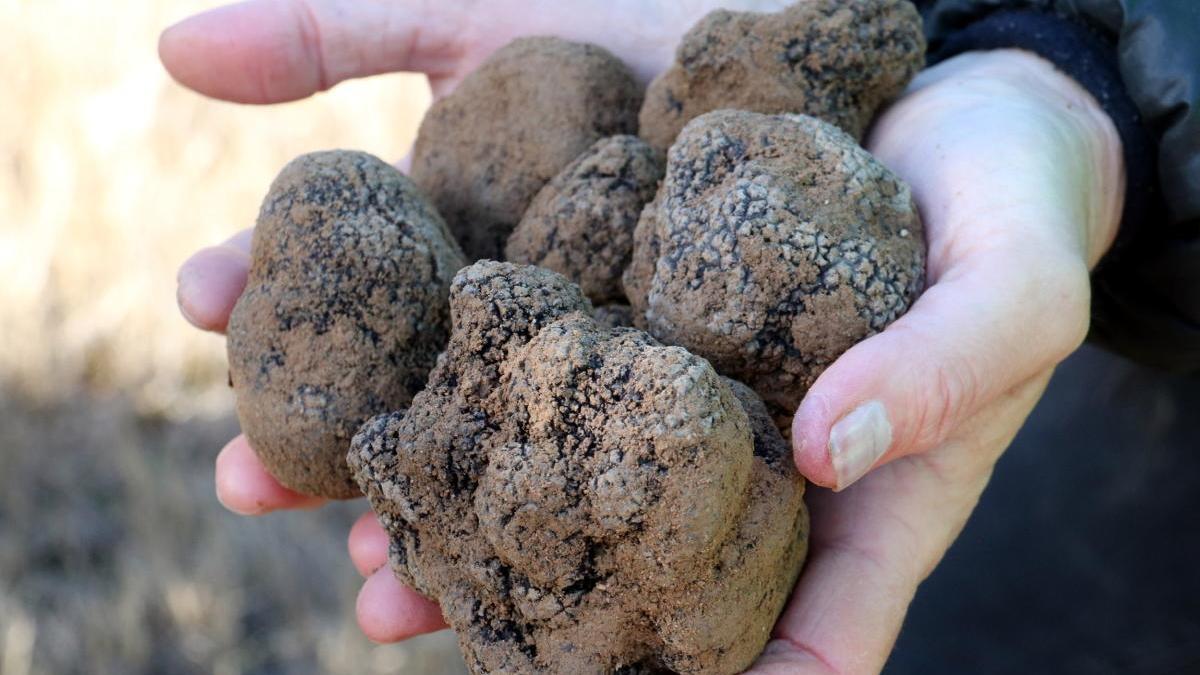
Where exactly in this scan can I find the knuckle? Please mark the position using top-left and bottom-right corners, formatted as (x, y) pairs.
(917, 357), (979, 448)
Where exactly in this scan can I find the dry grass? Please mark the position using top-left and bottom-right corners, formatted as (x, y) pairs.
(1, 0), (432, 407)
(0, 1), (464, 672)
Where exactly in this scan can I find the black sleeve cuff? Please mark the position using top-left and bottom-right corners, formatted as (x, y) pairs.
(927, 9), (1161, 258)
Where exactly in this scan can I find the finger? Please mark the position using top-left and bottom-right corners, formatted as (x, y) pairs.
(792, 246), (1090, 490)
(758, 376), (1050, 674)
(348, 511), (389, 577)
(356, 568), (447, 643)
(158, 0), (463, 103)
(177, 229), (252, 334)
(395, 149), (413, 175)
(215, 434), (326, 514)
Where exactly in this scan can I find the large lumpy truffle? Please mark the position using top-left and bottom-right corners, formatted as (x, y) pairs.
(350, 262), (808, 674)
(625, 111), (925, 429)
(411, 38), (643, 261)
(639, 0), (924, 151)
(227, 150), (466, 498)
(506, 135), (664, 304)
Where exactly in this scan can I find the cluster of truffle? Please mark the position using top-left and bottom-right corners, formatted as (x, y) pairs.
(224, 1), (927, 673)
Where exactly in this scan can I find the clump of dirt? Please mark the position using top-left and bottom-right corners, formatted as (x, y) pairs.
(639, 0), (925, 151)
(625, 110), (925, 429)
(226, 151), (466, 498)
(411, 37), (643, 261)
(506, 135), (664, 304)
(349, 261), (808, 675)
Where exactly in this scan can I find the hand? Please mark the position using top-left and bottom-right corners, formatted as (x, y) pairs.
(164, 0), (794, 648)
(761, 49), (1124, 673)
(167, 2), (1124, 668)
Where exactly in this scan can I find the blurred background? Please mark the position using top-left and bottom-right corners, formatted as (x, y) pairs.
(5, 2), (1200, 674)
(0, 1), (465, 672)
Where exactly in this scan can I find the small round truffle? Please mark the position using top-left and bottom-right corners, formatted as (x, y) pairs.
(227, 150), (466, 498)
(411, 37), (643, 261)
(639, 0), (925, 151)
(506, 135), (664, 304)
(625, 111), (925, 428)
(350, 261), (807, 675)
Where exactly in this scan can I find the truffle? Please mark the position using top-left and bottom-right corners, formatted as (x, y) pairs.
(625, 111), (925, 429)
(350, 262), (808, 674)
(506, 135), (664, 304)
(638, 0), (925, 151)
(227, 150), (466, 498)
(411, 37), (643, 261)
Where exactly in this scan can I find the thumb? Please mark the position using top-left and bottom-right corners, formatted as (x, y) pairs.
(792, 247), (1089, 490)
(752, 372), (1052, 675)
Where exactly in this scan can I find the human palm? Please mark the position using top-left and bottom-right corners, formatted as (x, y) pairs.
(164, 2), (1123, 672)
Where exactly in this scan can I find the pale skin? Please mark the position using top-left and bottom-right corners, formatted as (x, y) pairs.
(163, 1), (1125, 672)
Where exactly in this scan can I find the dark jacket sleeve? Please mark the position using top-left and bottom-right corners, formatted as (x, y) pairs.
(912, 0), (1200, 372)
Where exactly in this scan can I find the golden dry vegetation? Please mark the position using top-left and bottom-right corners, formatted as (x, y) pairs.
(1, 1), (465, 672)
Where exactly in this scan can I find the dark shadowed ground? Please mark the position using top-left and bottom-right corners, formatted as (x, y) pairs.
(0, 388), (467, 675)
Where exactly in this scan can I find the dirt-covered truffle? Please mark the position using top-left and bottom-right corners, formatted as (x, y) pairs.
(350, 262), (808, 674)
(227, 150), (466, 498)
(506, 136), (664, 304)
(639, 0), (924, 151)
(411, 38), (643, 261)
(625, 111), (925, 429)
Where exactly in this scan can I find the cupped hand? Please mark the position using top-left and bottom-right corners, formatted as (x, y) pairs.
(762, 49), (1123, 673)
(167, 2), (1125, 670)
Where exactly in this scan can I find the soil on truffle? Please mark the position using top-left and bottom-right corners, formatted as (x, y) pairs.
(227, 150), (466, 498)
(638, 0), (925, 151)
(624, 111), (925, 429)
(349, 262), (808, 674)
(412, 38), (643, 261)
(506, 135), (664, 304)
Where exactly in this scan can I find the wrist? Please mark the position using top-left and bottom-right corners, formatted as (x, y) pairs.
(982, 50), (1124, 267)
(869, 49), (1125, 269)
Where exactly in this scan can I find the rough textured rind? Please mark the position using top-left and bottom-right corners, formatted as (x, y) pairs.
(350, 262), (808, 674)
(638, 0), (925, 151)
(625, 111), (925, 429)
(506, 136), (664, 304)
(412, 38), (643, 261)
(227, 150), (466, 498)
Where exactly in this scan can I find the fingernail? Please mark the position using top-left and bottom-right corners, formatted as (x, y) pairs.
(829, 400), (892, 490)
(176, 266), (204, 326)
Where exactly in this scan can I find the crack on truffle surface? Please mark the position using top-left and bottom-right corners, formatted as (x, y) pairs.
(507, 135), (665, 304)
(411, 38), (643, 261)
(350, 262), (808, 674)
(638, 0), (925, 151)
(624, 111), (925, 429)
(593, 304), (636, 331)
(227, 150), (466, 498)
